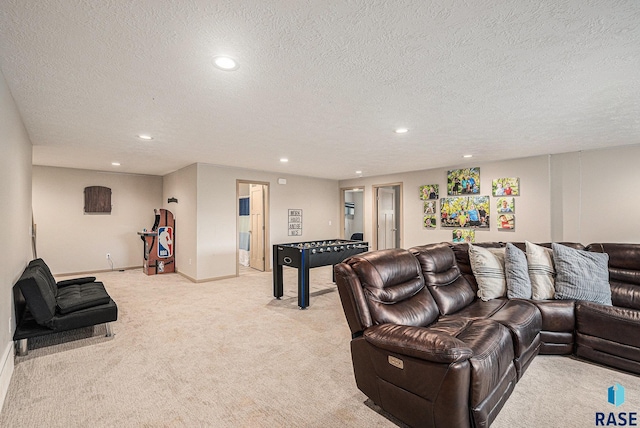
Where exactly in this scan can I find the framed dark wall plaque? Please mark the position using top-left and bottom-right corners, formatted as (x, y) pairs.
(84, 186), (112, 214)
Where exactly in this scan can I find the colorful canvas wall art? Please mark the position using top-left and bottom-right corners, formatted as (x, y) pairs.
(492, 177), (519, 196)
(440, 196), (490, 229)
(419, 184), (439, 200)
(447, 167), (480, 195)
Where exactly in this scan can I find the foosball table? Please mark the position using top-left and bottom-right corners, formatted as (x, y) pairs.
(273, 239), (369, 309)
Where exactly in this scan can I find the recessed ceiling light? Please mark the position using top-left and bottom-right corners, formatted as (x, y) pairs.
(280, 158), (288, 163)
(395, 128), (409, 134)
(138, 134), (153, 140)
(355, 170), (362, 174)
(463, 154), (473, 158)
(112, 162), (121, 166)
(213, 56), (239, 71)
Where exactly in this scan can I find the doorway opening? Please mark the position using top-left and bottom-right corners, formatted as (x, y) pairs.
(373, 183), (402, 250)
(237, 180), (270, 276)
(340, 187), (364, 240)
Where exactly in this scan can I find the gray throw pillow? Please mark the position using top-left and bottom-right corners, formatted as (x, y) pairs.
(505, 243), (532, 299)
(552, 243), (612, 305)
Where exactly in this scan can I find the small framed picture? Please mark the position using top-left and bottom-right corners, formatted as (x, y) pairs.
(497, 214), (515, 231)
(419, 184), (439, 200)
(492, 177), (519, 196)
(423, 215), (437, 229)
(423, 200), (436, 215)
(496, 197), (515, 213)
(452, 229), (475, 243)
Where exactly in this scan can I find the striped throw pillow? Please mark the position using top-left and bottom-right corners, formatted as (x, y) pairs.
(469, 244), (506, 301)
(525, 241), (555, 300)
(552, 243), (612, 305)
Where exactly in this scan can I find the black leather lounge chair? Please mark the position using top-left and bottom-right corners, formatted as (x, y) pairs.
(13, 258), (118, 355)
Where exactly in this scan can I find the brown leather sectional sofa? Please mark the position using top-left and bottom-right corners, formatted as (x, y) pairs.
(334, 242), (640, 428)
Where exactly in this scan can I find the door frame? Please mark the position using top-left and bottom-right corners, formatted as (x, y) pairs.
(372, 182), (403, 250)
(339, 186), (364, 240)
(249, 184), (266, 271)
(236, 180), (271, 275)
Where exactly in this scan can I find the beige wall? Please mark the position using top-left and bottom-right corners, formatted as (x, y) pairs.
(340, 146), (640, 248)
(552, 145), (640, 244)
(29, 145), (640, 280)
(0, 70), (32, 407)
(550, 152), (582, 242)
(162, 164), (197, 280)
(340, 155), (553, 249)
(192, 163), (340, 281)
(31, 162), (340, 282)
(32, 166), (163, 274)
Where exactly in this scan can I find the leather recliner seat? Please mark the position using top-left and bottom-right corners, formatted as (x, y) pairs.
(410, 243), (541, 380)
(336, 248), (517, 428)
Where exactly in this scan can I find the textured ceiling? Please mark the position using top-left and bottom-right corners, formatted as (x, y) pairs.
(1, 0), (639, 180)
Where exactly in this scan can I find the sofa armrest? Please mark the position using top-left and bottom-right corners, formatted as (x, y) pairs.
(57, 277), (97, 288)
(364, 323), (473, 363)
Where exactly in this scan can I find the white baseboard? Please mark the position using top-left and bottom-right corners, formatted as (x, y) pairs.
(0, 341), (14, 410)
(177, 270), (238, 283)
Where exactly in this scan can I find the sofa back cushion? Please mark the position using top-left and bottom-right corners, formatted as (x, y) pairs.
(346, 249), (439, 327)
(16, 265), (57, 325)
(28, 258), (58, 295)
(588, 243), (640, 286)
(586, 243), (640, 309)
(410, 243), (475, 315)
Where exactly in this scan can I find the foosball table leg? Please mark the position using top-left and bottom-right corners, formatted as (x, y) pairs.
(297, 251), (310, 309)
(273, 248), (284, 300)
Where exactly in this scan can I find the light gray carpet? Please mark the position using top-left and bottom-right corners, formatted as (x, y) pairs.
(2, 266), (639, 427)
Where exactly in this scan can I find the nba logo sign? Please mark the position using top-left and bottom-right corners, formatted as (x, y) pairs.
(157, 226), (173, 258)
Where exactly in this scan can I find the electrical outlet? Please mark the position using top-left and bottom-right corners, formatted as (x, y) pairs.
(106, 253), (111, 259)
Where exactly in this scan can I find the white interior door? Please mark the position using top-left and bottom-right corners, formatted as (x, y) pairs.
(250, 184), (265, 271)
(377, 187), (396, 250)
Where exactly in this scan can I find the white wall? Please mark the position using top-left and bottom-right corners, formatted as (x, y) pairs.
(194, 163), (340, 281)
(340, 155), (552, 249)
(32, 166), (163, 274)
(0, 69), (32, 409)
